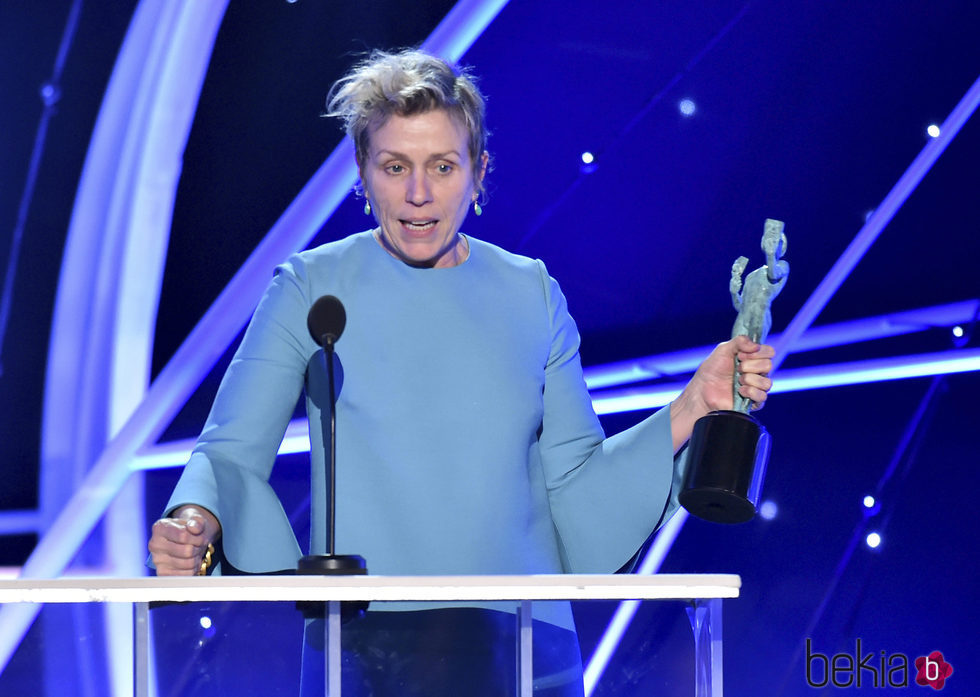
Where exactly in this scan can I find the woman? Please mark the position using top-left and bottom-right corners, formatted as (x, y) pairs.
(149, 49), (775, 696)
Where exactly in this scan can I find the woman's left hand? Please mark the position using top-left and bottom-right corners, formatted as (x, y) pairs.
(669, 335), (775, 451)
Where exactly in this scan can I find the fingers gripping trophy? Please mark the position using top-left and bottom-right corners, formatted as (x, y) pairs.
(679, 219), (789, 523)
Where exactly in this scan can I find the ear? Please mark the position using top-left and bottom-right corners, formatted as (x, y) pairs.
(478, 151), (489, 182)
(355, 155), (369, 197)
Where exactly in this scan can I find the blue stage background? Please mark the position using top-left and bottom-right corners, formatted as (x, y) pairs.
(1, 1), (977, 694)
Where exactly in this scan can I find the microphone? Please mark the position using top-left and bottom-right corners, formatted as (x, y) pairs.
(297, 295), (367, 621)
(307, 294), (346, 347)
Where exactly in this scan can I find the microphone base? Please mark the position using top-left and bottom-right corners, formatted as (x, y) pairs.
(296, 554), (368, 621)
(298, 554), (367, 575)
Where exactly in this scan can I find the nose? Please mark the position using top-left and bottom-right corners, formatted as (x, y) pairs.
(405, 172), (432, 206)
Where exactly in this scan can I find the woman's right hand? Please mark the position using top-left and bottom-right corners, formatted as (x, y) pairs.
(148, 505), (221, 576)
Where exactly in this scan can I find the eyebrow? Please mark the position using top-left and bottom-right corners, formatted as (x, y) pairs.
(374, 149), (463, 161)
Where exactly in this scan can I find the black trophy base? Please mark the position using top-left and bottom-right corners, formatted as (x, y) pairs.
(296, 554), (368, 621)
(679, 410), (770, 524)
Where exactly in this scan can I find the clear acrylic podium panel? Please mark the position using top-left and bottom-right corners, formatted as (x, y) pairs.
(0, 575), (735, 696)
(147, 599), (587, 697)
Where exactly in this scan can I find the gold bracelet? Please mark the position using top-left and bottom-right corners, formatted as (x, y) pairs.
(198, 543), (215, 576)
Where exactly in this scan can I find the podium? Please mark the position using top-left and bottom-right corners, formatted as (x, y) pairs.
(0, 574), (738, 696)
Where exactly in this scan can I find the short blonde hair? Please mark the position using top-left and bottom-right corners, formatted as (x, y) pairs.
(326, 49), (489, 198)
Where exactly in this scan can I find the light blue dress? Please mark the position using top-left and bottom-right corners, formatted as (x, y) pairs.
(165, 230), (686, 629)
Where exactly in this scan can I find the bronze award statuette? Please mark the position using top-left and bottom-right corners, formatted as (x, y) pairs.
(679, 219), (789, 523)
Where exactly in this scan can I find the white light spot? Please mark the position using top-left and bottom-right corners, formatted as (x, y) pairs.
(863, 495), (876, 509)
(927, 124), (941, 138)
(679, 99), (696, 117)
(581, 151), (595, 165)
(952, 325), (964, 338)
(759, 500), (778, 520)
(865, 532), (881, 549)
(863, 209), (875, 223)
(200, 616), (212, 630)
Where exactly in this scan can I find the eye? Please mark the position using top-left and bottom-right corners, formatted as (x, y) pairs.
(435, 163), (454, 174)
(385, 163), (405, 174)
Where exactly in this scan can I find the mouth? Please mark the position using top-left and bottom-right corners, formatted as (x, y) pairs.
(400, 219), (438, 233)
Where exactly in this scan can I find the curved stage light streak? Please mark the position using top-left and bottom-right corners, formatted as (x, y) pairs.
(28, 3), (230, 694)
(584, 299), (980, 389)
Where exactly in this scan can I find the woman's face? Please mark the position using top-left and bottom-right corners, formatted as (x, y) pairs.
(361, 109), (486, 268)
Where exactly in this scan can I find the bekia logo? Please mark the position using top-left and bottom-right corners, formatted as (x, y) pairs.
(806, 639), (953, 690)
(914, 651), (954, 690)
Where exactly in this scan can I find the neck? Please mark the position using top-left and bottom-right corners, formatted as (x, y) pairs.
(374, 230), (469, 268)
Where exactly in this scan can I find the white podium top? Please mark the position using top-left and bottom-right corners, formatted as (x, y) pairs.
(0, 574), (739, 604)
